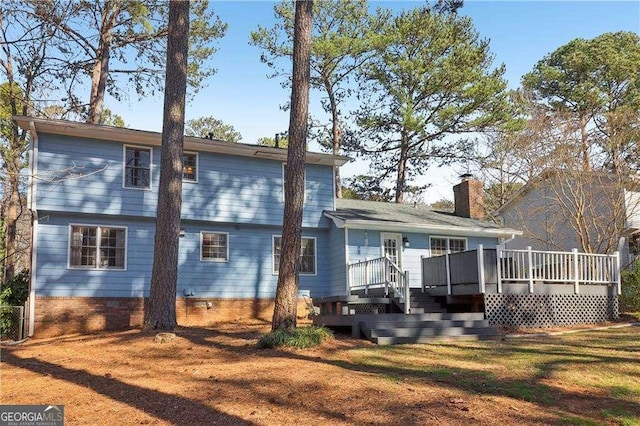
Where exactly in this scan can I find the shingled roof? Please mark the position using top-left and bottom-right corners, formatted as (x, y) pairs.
(324, 199), (521, 238)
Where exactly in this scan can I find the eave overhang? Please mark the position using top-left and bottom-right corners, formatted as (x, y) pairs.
(13, 116), (350, 167)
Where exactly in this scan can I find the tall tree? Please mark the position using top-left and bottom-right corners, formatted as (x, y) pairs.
(21, 0), (226, 123)
(272, 0), (313, 333)
(351, 5), (507, 203)
(251, 0), (382, 198)
(144, 0), (190, 330)
(522, 31), (640, 172)
(257, 134), (289, 148)
(185, 116), (242, 142)
(0, 1), (65, 280)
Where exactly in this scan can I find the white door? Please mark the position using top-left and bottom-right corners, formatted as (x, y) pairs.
(381, 233), (402, 283)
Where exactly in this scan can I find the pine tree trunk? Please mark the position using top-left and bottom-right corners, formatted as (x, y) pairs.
(272, 0), (313, 332)
(323, 77), (342, 198)
(87, 2), (119, 124)
(395, 132), (409, 203)
(144, 0), (189, 331)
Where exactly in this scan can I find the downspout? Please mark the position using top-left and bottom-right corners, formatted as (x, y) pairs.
(499, 233), (516, 249)
(27, 120), (38, 337)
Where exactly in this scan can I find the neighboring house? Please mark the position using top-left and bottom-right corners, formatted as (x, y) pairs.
(495, 170), (640, 265)
(16, 116), (520, 337)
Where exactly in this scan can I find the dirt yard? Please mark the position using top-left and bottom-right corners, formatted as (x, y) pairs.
(1, 320), (638, 425)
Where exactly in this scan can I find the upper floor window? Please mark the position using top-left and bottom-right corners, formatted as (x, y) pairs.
(282, 163), (306, 203)
(272, 236), (316, 275)
(69, 225), (127, 270)
(124, 146), (151, 189)
(201, 232), (228, 262)
(430, 237), (467, 257)
(183, 153), (198, 182)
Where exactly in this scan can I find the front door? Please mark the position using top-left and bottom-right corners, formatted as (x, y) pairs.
(381, 233), (402, 283)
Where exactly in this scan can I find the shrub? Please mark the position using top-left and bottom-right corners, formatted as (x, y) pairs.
(257, 326), (334, 349)
(620, 261), (640, 312)
(0, 270), (29, 339)
(0, 269), (29, 306)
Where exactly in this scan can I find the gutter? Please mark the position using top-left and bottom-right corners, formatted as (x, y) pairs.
(27, 120), (38, 337)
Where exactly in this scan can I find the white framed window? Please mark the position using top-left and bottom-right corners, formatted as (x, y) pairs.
(282, 163), (306, 203)
(68, 225), (127, 270)
(200, 232), (229, 262)
(272, 235), (316, 275)
(183, 152), (198, 182)
(429, 236), (467, 257)
(123, 145), (152, 189)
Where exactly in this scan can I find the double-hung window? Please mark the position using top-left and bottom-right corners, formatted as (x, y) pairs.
(201, 232), (228, 262)
(183, 153), (198, 182)
(69, 225), (127, 270)
(429, 237), (467, 257)
(124, 146), (151, 189)
(272, 236), (316, 275)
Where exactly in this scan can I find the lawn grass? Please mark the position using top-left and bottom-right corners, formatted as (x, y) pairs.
(338, 325), (640, 424)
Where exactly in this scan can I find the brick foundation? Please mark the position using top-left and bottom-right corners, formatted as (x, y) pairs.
(33, 296), (311, 337)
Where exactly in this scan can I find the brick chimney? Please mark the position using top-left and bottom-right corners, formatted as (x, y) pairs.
(453, 174), (484, 220)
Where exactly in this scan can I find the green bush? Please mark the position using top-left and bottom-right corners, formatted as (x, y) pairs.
(620, 261), (640, 312)
(0, 270), (29, 339)
(1, 269), (29, 306)
(257, 326), (334, 349)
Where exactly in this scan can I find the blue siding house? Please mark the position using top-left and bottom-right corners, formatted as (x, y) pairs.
(16, 117), (519, 337)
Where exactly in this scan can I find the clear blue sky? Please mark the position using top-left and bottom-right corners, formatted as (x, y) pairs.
(109, 0), (640, 202)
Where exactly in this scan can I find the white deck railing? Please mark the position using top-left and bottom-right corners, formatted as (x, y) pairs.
(421, 245), (621, 296)
(497, 247), (620, 294)
(348, 256), (411, 314)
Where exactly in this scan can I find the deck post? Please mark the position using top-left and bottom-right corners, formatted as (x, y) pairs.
(496, 245), (502, 294)
(383, 257), (389, 296)
(364, 257), (369, 295)
(477, 244), (485, 294)
(445, 253), (451, 296)
(420, 255), (426, 293)
(572, 248), (579, 294)
(614, 251), (621, 295)
(527, 246), (534, 293)
(404, 270), (410, 314)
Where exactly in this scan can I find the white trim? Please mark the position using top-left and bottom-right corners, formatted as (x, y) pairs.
(322, 212), (522, 238)
(344, 227), (350, 295)
(28, 120), (39, 337)
(199, 231), (229, 262)
(380, 232), (403, 268)
(122, 144), (152, 190)
(332, 165), (337, 211)
(282, 163), (307, 203)
(272, 235), (317, 276)
(13, 116), (349, 167)
(67, 224), (128, 271)
(182, 151), (199, 183)
(429, 235), (468, 257)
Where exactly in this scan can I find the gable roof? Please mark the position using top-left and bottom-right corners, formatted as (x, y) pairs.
(13, 116), (350, 167)
(325, 199), (521, 238)
(494, 170), (640, 216)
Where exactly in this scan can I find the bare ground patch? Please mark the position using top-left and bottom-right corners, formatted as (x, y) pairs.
(1, 320), (638, 425)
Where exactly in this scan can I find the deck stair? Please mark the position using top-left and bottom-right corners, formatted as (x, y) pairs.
(345, 289), (497, 344)
(358, 312), (497, 345)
